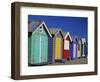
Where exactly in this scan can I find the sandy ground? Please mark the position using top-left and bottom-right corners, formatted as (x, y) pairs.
(51, 58), (88, 65)
(28, 58), (88, 66)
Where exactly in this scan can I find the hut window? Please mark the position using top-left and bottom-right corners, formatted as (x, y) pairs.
(40, 26), (43, 33)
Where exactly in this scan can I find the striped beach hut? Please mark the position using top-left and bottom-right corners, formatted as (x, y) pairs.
(49, 28), (64, 63)
(70, 36), (78, 60)
(28, 20), (52, 65)
(63, 32), (72, 61)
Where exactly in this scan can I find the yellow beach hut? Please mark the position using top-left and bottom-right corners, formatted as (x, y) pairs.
(49, 28), (64, 63)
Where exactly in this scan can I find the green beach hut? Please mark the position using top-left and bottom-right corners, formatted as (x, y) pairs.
(28, 20), (52, 65)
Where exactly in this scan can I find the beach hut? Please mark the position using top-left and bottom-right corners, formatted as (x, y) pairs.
(28, 20), (52, 65)
(81, 38), (87, 57)
(49, 28), (64, 63)
(84, 41), (88, 57)
(77, 38), (82, 58)
(70, 36), (78, 60)
(63, 32), (72, 61)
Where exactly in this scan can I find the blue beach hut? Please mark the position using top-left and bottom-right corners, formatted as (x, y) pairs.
(70, 36), (78, 60)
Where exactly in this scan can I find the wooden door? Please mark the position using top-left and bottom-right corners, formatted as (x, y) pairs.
(32, 34), (40, 64)
(55, 37), (61, 60)
(41, 35), (48, 63)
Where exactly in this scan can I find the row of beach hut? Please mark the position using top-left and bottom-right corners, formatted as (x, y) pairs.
(28, 20), (88, 65)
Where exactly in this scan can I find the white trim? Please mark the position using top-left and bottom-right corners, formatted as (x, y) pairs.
(42, 21), (52, 37)
(54, 29), (63, 38)
(32, 21), (52, 38)
(64, 32), (72, 42)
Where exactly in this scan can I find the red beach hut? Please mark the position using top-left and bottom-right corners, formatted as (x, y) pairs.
(63, 32), (72, 61)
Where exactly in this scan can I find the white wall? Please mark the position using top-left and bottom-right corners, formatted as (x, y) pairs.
(0, 0), (100, 82)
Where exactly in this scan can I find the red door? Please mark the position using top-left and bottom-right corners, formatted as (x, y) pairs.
(66, 50), (70, 60)
(63, 50), (67, 59)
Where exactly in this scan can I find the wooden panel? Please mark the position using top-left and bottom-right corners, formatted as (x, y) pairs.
(55, 37), (61, 59)
(63, 50), (67, 59)
(32, 34), (40, 64)
(66, 50), (70, 60)
(41, 35), (48, 63)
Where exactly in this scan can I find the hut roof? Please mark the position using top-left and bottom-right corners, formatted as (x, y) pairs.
(28, 20), (42, 32)
(81, 38), (86, 44)
(64, 32), (72, 42)
(49, 28), (59, 35)
(28, 20), (52, 37)
(49, 28), (64, 38)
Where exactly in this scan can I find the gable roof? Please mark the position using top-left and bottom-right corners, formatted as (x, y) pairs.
(55, 29), (64, 38)
(64, 32), (72, 42)
(28, 20), (42, 32)
(49, 28), (64, 38)
(81, 38), (86, 44)
(28, 20), (52, 37)
(71, 36), (78, 42)
(49, 28), (59, 35)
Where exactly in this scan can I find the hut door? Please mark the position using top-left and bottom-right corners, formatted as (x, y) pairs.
(73, 44), (76, 58)
(55, 37), (61, 60)
(32, 35), (40, 64)
(33, 34), (48, 64)
(41, 35), (48, 63)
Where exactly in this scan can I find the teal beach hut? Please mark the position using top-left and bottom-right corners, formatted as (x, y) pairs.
(28, 20), (52, 65)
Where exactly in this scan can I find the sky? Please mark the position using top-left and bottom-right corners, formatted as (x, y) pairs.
(28, 15), (88, 40)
